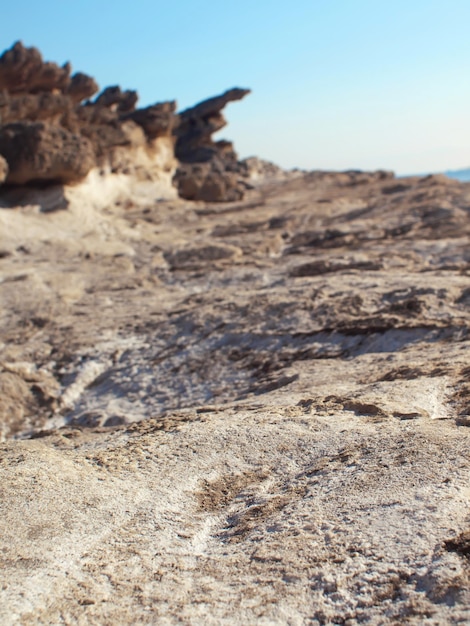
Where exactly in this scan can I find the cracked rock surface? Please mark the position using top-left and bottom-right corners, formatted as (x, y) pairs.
(1, 169), (470, 624)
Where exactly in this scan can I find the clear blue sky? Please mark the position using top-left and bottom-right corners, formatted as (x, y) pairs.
(3, 1), (470, 174)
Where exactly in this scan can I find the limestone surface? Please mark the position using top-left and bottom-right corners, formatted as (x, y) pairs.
(1, 169), (470, 624)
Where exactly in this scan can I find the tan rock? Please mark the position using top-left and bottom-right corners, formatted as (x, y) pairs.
(164, 242), (242, 269)
(0, 154), (7, 184)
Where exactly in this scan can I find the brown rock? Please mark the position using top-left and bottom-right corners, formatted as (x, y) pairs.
(95, 86), (138, 113)
(175, 87), (250, 163)
(0, 122), (95, 185)
(173, 88), (251, 202)
(78, 118), (136, 160)
(0, 42), (176, 185)
(124, 101), (177, 138)
(0, 91), (73, 125)
(174, 161), (244, 202)
(0, 154), (8, 183)
(0, 41), (71, 94)
(66, 72), (99, 103)
(164, 242), (242, 269)
(0, 41), (250, 201)
(178, 87), (251, 125)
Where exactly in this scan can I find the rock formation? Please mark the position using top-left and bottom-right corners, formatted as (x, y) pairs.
(0, 121), (96, 185)
(0, 42), (251, 202)
(0, 42), (177, 189)
(0, 154), (7, 183)
(173, 88), (251, 202)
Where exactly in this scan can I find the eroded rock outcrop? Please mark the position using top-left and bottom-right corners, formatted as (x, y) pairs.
(0, 154), (7, 183)
(0, 42), (251, 202)
(0, 41), (72, 94)
(0, 42), (178, 190)
(173, 88), (251, 201)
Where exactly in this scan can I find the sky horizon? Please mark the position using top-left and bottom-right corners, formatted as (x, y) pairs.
(3, 1), (470, 175)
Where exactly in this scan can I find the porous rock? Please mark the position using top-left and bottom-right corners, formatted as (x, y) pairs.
(174, 88), (251, 202)
(0, 42), (250, 200)
(124, 101), (177, 138)
(0, 154), (8, 184)
(173, 159), (244, 202)
(0, 41), (71, 94)
(66, 72), (99, 103)
(0, 122), (95, 185)
(175, 87), (250, 163)
(0, 40), (176, 186)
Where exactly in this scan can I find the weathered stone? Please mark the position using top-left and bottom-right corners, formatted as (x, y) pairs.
(67, 72), (99, 103)
(0, 91), (73, 125)
(0, 122), (95, 185)
(0, 41), (71, 94)
(238, 156), (297, 183)
(164, 242), (241, 269)
(0, 42), (249, 201)
(175, 87), (250, 163)
(1, 171), (470, 624)
(178, 87), (251, 126)
(174, 88), (251, 201)
(174, 161), (244, 202)
(124, 101), (177, 138)
(0, 154), (8, 183)
(94, 86), (138, 112)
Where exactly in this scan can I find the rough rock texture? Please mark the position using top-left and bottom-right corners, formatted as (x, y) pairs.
(0, 154), (7, 183)
(174, 88), (251, 201)
(1, 170), (470, 623)
(173, 159), (245, 203)
(0, 42), (178, 188)
(0, 40), (72, 94)
(238, 156), (306, 186)
(175, 88), (250, 163)
(0, 42), (250, 202)
(0, 122), (96, 185)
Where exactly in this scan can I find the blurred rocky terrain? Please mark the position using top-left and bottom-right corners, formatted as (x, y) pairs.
(2, 166), (470, 624)
(1, 42), (470, 626)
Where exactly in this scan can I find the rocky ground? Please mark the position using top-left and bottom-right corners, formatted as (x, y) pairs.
(1, 168), (470, 624)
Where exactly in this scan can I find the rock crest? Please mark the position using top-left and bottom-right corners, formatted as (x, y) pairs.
(0, 41), (251, 201)
(173, 88), (251, 202)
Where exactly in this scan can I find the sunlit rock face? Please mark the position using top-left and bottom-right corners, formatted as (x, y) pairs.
(2, 166), (470, 626)
(0, 42), (251, 203)
(0, 154), (8, 183)
(0, 41), (178, 193)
